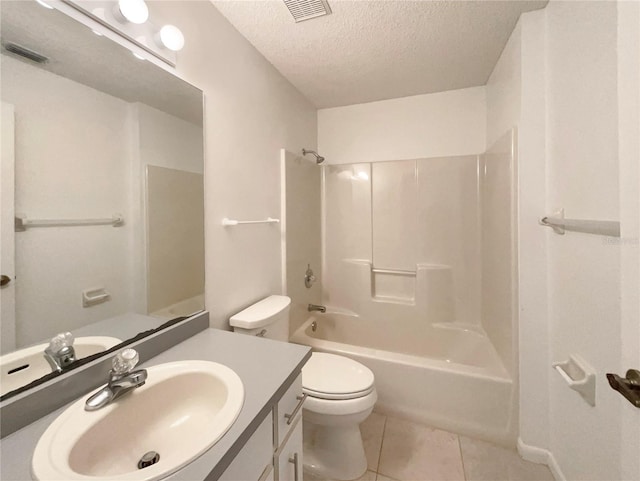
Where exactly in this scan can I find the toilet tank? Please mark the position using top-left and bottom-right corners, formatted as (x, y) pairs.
(229, 295), (291, 341)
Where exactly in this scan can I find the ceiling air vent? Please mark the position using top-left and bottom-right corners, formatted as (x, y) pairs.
(3, 42), (49, 64)
(284, 0), (332, 23)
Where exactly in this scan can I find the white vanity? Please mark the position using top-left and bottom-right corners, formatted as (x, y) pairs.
(0, 327), (311, 481)
(220, 374), (304, 481)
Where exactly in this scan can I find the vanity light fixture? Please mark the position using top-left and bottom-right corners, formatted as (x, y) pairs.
(35, 0), (54, 9)
(114, 0), (149, 25)
(157, 25), (185, 52)
(64, 0), (180, 66)
(132, 37), (146, 60)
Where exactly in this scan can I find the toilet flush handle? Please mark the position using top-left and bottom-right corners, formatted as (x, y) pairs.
(284, 394), (308, 425)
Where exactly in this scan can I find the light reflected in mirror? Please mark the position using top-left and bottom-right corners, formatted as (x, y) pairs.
(0, 0), (204, 398)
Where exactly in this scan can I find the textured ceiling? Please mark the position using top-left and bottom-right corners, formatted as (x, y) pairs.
(212, 0), (548, 108)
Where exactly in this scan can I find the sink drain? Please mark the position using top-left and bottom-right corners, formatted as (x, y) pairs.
(138, 451), (160, 469)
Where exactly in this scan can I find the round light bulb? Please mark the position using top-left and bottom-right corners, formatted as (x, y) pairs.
(117, 0), (149, 24)
(158, 25), (185, 51)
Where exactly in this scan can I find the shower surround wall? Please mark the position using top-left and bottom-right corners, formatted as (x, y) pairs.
(324, 156), (482, 328)
(287, 130), (518, 443)
(281, 150), (322, 334)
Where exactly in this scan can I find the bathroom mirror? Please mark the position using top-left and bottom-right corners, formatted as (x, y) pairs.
(0, 1), (205, 398)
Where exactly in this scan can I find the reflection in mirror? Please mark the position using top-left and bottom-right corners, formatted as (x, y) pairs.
(0, 0), (205, 398)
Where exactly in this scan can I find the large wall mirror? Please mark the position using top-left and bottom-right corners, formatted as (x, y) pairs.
(0, 1), (205, 399)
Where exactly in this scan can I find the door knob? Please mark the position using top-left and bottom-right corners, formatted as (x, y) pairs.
(606, 369), (640, 408)
(0, 275), (11, 287)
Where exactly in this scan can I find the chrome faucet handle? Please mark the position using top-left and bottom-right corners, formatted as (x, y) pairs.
(47, 332), (75, 354)
(44, 332), (76, 372)
(85, 349), (146, 411)
(111, 349), (139, 375)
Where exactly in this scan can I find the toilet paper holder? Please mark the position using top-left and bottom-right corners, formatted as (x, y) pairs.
(552, 355), (596, 406)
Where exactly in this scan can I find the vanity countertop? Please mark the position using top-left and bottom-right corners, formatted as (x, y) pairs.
(0, 328), (312, 481)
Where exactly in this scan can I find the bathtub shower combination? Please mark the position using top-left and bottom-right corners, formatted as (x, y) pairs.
(291, 312), (513, 444)
(282, 129), (518, 445)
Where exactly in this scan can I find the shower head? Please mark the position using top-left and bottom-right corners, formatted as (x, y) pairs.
(302, 148), (325, 164)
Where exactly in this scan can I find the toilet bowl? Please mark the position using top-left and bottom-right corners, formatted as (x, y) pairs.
(229, 296), (376, 481)
(302, 352), (376, 480)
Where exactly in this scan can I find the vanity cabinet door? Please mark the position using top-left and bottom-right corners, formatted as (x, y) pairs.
(277, 374), (304, 446)
(219, 413), (273, 481)
(275, 416), (303, 481)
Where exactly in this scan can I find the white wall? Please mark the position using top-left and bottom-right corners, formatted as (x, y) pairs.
(1, 55), (134, 347)
(486, 24), (521, 148)
(136, 103), (204, 175)
(617, 3), (640, 480)
(489, 2), (639, 480)
(485, 6), (552, 457)
(147, 1), (317, 329)
(516, 8), (551, 459)
(546, 3), (622, 479)
(318, 86), (486, 164)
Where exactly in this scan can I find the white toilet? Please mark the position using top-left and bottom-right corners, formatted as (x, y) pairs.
(230, 295), (376, 481)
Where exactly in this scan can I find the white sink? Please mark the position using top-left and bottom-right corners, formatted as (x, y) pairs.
(0, 336), (121, 396)
(32, 360), (245, 481)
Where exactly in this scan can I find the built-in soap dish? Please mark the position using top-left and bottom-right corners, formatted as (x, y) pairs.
(552, 355), (596, 406)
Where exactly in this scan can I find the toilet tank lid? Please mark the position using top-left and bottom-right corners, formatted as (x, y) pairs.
(229, 295), (291, 329)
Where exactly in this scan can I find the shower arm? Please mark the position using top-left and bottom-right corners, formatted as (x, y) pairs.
(302, 148), (325, 164)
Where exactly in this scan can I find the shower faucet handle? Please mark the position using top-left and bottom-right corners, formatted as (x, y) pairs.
(304, 264), (316, 288)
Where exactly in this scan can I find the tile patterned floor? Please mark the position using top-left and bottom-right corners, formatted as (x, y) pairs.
(305, 412), (556, 481)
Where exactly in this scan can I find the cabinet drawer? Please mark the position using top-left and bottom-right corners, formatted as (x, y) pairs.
(219, 412), (273, 481)
(276, 373), (304, 447)
(276, 416), (303, 481)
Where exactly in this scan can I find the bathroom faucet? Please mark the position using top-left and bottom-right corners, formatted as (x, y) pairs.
(308, 304), (326, 313)
(85, 349), (147, 411)
(44, 332), (77, 372)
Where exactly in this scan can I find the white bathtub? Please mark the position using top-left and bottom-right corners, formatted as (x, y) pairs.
(150, 294), (204, 319)
(291, 314), (516, 446)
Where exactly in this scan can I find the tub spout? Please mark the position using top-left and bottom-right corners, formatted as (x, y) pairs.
(308, 304), (326, 313)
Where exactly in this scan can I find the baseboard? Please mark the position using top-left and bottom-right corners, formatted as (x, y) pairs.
(517, 437), (566, 481)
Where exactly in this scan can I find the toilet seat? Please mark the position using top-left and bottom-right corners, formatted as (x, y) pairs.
(303, 388), (377, 418)
(302, 352), (375, 401)
(303, 385), (374, 400)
